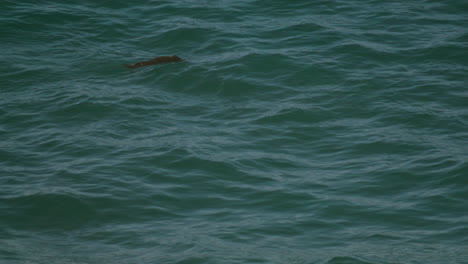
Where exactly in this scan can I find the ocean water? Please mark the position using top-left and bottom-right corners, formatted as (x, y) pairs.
(1, 0), (467, 263)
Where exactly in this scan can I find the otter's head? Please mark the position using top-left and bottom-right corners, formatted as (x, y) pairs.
(171, 55), (183, 62)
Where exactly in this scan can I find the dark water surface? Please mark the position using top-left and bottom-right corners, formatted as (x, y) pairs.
(1, 0), (467, 263)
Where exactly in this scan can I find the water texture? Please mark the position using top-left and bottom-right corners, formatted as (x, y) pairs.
(1, 0), (467, 263)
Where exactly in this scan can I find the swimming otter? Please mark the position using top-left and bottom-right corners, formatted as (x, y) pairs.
(124, 55), (183, 69)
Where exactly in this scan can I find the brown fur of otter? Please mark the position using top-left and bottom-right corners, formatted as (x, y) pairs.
(124, 55), (183, 69)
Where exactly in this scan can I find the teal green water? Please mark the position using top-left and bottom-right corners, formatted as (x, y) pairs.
(1, 1), (467, 263)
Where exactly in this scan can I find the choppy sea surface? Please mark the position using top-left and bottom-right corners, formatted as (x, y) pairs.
(1, 1), (467, 263)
